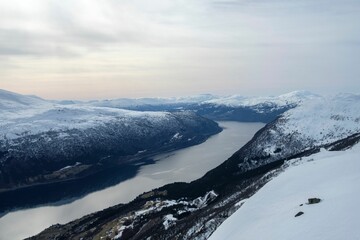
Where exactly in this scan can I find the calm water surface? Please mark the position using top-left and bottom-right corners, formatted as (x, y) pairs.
(0, 121), (264, 240)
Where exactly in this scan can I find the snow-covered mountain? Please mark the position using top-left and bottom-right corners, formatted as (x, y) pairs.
(85, 90), (319, 110)
(71, 90), (322, 123)
(86, 94), (217, 108)
(203, 90), (319, 111)
(0, 88), (320, 193)
(209, 144), (360, 240)
(0, 89), (50, 111)
(230, 93), (360, 173)
(196, 91), (321, 122)
(30, 93), (360, 240)
(0, 90), (221, 192)
(207, 93), (360, 240)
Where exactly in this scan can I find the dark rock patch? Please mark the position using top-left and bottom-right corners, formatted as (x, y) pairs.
(308, 198), (321, 204)
(295, 211), (304, 217)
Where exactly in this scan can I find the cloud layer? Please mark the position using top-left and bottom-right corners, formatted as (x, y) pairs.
(0, 0), (359, 99)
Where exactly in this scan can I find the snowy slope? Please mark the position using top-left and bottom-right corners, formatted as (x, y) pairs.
(81, 91), (321, 123)
(203, 90), (320, 111)
(27, 91), (360, 240)
(0, 90), (220, 190)
(209, 144), (360, 240)
(231, 93), (360, 172)
(85, 91), (320, 113)
(277, 93), (360, 145)
(0, 89), (213, 141)
(87, 94), (217, 108)
(0, 103), (171, 140)
(0, 89), (50, 111)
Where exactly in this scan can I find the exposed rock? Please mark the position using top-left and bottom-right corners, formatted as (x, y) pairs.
(295, 211), (304, 217)
(308, 198), (321, 204)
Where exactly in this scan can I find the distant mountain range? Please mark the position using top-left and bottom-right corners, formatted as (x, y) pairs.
(70, 90), (321, 122)
(28, 91), (360, 240)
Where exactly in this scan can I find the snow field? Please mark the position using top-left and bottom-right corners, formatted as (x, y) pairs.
(209, 145), (360, 240)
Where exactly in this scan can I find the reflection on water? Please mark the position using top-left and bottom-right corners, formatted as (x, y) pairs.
(0, 163), (144, 214)
(0, 121), (264, 240)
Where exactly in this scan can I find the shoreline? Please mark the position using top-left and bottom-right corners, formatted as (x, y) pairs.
(0, 128), (222, 215)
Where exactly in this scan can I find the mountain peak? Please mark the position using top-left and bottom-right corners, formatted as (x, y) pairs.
(0, 89), (48, 110)
(278, 90), (321, 99)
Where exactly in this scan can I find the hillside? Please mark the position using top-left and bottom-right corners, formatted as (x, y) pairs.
(209, 144), (360, 240)
(82, 90), (321, 123)
(0, 90), (221, 194)
(29, 93), (360, 240)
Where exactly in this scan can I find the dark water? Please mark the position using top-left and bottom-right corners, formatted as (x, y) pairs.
(0, 163), (144, 214)
(0, 121), (264, 240)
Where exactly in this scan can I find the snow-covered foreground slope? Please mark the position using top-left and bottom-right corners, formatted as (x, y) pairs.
(209, 144), (360, 240)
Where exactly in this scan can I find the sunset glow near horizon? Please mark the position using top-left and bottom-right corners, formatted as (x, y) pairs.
(0, 0), (360, 100)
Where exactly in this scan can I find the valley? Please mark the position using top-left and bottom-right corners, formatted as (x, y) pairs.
(25, 93), (360, 240)
(1, 1), (358, 239)
(0, 121), (264, 240)
(1, 89), (359, 240)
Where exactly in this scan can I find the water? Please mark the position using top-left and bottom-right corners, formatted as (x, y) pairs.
(0, 121), (264, 240)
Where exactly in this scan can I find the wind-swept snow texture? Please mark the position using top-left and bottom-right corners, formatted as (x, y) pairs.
(209, 145), (360, 240)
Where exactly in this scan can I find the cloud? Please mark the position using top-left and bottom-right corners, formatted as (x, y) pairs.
(1, 0), (358, 56)
(0, 0), (359, 98)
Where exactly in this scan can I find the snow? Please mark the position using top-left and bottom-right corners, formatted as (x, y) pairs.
(1, 89), (320, 115)
(203, 90), (320, 109)
(163, 214), (177, 230)
(87, 94), (218, 108)
(78, 90), (320, 112)
(279, 93), (360, 145)
(234, 198), (248, 207)
(171, 133), (183, 141)
(209, 144), (360, 240)
(0, 89), (49, 110)
(57, 162), (81, 172)
(191, 190), (218, 208)
(0, 89), (323, 140)
(0, 90), (174, 141)
(0, 88), (322, 142)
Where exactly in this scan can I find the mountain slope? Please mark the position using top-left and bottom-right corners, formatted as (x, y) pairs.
(209, 144), (360, 240)
(0, 89), (49, 111)
(208, 93), (360, 177)
(203, 90), (318, 111)
(0, 90), (221, 193)
(29, 93), (360, 240)
(83, 91), (321, 123)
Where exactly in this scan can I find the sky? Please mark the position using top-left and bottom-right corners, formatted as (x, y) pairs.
(0, 0), (359, 100)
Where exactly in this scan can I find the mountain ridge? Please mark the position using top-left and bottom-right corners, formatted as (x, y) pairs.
(28, 92), (360, 240)
(0, 90), (222, 203)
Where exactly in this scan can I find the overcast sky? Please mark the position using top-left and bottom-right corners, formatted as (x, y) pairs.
(0, 0), (359, 99)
